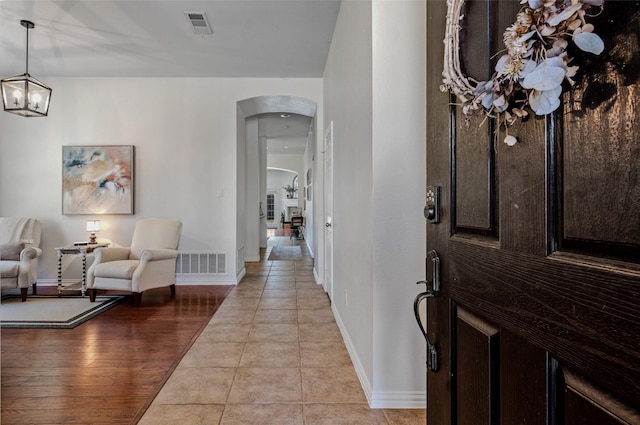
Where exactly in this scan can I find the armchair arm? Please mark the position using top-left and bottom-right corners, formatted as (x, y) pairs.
(132, 249), (179, 293)
(139, 249), (179, 263)
(17, 247), (42, 287)
(20, 246), (42, 261)
(93, 247), (131, 264)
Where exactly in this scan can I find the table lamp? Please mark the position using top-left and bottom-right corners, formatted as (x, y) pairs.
(86, 220), (100, 244)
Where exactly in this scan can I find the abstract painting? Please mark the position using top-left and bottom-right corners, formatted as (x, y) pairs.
(62, 145), (134, 215)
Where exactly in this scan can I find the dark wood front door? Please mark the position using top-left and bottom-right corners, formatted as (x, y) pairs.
(424, 1), (640, 424)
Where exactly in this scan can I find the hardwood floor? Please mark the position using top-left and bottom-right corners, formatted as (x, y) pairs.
(1, 285), (232, 425)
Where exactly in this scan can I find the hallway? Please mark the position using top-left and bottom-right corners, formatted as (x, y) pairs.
(139, 236), (425, 424)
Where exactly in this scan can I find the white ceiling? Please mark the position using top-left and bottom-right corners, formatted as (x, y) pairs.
(0, 1), (341, 78)
(259, 112), (312, 155)
(0, 0), (338, 154)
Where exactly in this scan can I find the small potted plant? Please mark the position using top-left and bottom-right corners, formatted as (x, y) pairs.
(283, 184), (297, 199)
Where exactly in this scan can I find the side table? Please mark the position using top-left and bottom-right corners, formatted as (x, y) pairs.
(55, 243), (109, 297)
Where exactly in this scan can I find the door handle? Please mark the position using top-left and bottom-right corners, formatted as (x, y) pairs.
(413, 250), (440, 372)
(325, 222), (332, 227)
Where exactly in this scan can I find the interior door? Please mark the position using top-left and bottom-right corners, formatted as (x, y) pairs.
(425, 1), (640, 424)
(324, 120), (334, 300)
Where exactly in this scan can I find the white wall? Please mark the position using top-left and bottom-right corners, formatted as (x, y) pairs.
(0, 77), (322, 284)
(303, 123), (316, 257)
(236, 102), (248, 275)
(245, 117), (261, 261)
(259, 135), (268, 248)
(371, 0), (427, 407)
(323, 0), (376, 402)
(322, 0), (426, 408)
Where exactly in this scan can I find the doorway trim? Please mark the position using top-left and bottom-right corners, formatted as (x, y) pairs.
(323, 120), (334, 300)
(235, 95), (317, 280)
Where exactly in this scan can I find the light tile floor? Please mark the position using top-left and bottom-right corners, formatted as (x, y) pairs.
(139, 236), (426, 425)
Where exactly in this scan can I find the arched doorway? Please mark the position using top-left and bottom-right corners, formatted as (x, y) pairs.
(236, 96), (317, 277)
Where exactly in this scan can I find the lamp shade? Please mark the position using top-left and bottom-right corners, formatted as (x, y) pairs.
(1, 75), (52, 117)
(86, 220), (100, 232)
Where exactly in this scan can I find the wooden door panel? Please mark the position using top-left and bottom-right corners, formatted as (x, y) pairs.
(562, 133), (640, 248)
(450, 239), (640, 407)
(455, 114), (494, 231)
(562, 110), (640, 248)
(459, 0), (490, 82)
(560, 3), (640, 256)
(496, 120), (548, 256)
(456, 307), (499, 425)
(564, 370), (640, 425)
(454, 0), (495, 233)
(500, 330), (547, 424)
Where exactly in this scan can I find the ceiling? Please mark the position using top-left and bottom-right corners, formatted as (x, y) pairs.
(259, 113), (313, 156)
(0, 0), (339, 155)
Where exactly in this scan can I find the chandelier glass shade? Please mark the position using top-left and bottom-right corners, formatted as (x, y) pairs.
(1, 20), (52, 117)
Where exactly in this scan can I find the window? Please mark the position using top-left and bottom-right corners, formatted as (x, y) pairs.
(266, 193), (275, 221)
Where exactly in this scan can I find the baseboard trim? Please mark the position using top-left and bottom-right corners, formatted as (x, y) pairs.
(305, 239), (314, 258)
(176, 275), (238, 285)
(332, 304), (427, 409)
(37, 279), (81, 287)
(369, 391), (426, 409)
(332, 304), (374, 406)
(235, 267), (246, 284)
(36, 277), (239, 287)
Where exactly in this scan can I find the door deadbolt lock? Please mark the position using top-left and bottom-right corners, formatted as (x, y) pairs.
(424, 185), (440, 223)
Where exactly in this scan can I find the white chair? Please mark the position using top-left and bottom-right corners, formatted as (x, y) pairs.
(0, 217), (42, 301)
(87, 218), (182, 306)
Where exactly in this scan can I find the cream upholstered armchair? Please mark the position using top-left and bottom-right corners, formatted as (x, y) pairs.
(0, 217), (42, 301)
(87, 218), (182, 306)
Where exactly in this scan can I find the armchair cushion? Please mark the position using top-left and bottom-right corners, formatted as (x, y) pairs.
(94, 260), (140, 280)
(1, 261), (20, 278)
(0, 242), (25, 261)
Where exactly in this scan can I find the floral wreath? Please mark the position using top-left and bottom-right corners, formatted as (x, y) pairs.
(441, 0), (605, 145)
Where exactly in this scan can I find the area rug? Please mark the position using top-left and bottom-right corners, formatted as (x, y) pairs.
(268, 245), (303, 260)
(0, 294), (126, 329)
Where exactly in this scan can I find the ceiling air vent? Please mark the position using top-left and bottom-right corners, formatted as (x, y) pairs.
(184, 11), (213, 35)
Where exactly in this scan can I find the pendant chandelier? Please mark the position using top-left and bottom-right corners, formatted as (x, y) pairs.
(1, 20), (52, 117)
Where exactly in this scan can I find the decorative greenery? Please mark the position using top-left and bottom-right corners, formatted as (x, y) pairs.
(283, 184), (297, 198)
(441, 0), (605, 145)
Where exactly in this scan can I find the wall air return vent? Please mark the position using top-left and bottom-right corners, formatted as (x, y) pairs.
(184, 11), (213, 35)
(176, 252), (226, 275)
